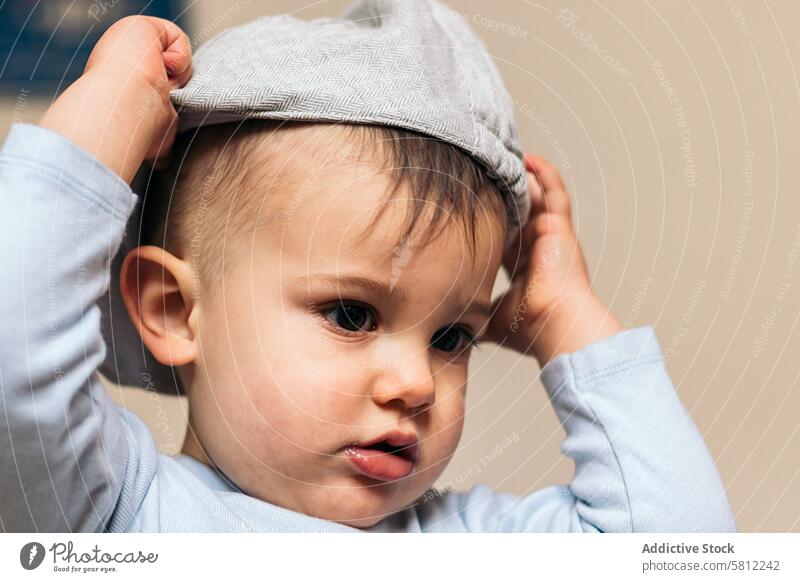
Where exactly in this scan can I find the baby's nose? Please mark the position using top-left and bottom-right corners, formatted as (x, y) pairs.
(371, 352), (435, 411)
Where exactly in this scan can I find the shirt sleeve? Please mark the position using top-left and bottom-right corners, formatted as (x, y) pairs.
(445, 325), (737, 533)
(0, 123), (159, 532)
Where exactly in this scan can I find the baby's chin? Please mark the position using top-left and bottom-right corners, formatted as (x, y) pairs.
(266, 472), (427, 529)
(315, 484), (416, 529)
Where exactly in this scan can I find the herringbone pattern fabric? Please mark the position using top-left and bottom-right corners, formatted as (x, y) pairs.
(170, 0), (530, 230)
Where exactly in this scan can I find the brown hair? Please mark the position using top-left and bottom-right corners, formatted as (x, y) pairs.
(141, 119), (508, 289)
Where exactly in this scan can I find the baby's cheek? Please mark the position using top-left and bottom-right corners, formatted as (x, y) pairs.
(218, 377), (318, 476)
(428, 396), (467, 458)
(252, 359), (364, 429)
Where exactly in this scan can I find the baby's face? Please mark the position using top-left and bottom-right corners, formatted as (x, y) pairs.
(185, 152), (505, 527)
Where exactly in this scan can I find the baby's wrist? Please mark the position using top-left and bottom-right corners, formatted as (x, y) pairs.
(528, 294), (624, 366)
(38, 69), (160, 183)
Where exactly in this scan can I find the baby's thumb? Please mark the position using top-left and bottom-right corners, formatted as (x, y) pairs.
(484, 278), (525, 346)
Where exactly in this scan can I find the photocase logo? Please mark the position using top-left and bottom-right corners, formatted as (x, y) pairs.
(20, 542), (46, 570)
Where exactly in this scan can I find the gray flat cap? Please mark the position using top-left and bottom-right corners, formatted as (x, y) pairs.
(100, 0), (529, 394)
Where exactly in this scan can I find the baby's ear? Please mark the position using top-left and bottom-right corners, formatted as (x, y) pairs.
(119, 246), (197, 367)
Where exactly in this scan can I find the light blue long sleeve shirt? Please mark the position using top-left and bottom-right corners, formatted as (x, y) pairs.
(0, 122), (737, 533)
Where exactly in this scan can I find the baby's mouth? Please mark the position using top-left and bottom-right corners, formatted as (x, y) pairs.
(343, 430), (419, 482)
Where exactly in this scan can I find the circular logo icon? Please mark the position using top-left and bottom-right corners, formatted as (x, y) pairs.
(20, 542), (46, 570)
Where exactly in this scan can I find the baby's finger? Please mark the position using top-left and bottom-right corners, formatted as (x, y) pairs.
(524, 154), (571, 219)
(164, 37), (192, 88)
(147, 17), (193, 88)
(500, 227), (525, 278)
(526, 170), (545, 215)
(501, 208), (539, 279)
(524, 154), (564, 189)
(168, 58), (193, 89)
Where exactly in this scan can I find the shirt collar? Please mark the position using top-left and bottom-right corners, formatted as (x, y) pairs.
(173, 454), (240, 493)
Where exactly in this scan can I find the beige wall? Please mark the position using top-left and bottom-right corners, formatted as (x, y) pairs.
(3, 0), (799, 532)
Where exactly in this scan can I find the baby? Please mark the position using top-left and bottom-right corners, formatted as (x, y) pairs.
(0, 4), (736, 532)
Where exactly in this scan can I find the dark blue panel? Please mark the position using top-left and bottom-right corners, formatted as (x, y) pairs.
(0, 0), (187, 95)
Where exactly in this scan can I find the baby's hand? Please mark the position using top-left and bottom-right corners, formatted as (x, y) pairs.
(486, 155), (623, 365)
(38, 16), (192, 183)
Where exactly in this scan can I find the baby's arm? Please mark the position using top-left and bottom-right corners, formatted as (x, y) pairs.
(0, 123), (150, 532)
(445, 326), (736, 532)
(460, 158), (736, 532)
(0, 16), (191, 532)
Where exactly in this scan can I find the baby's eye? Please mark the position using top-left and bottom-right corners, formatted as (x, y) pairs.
(320, 301), (377, 334)
(431, 326), (478, 355)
